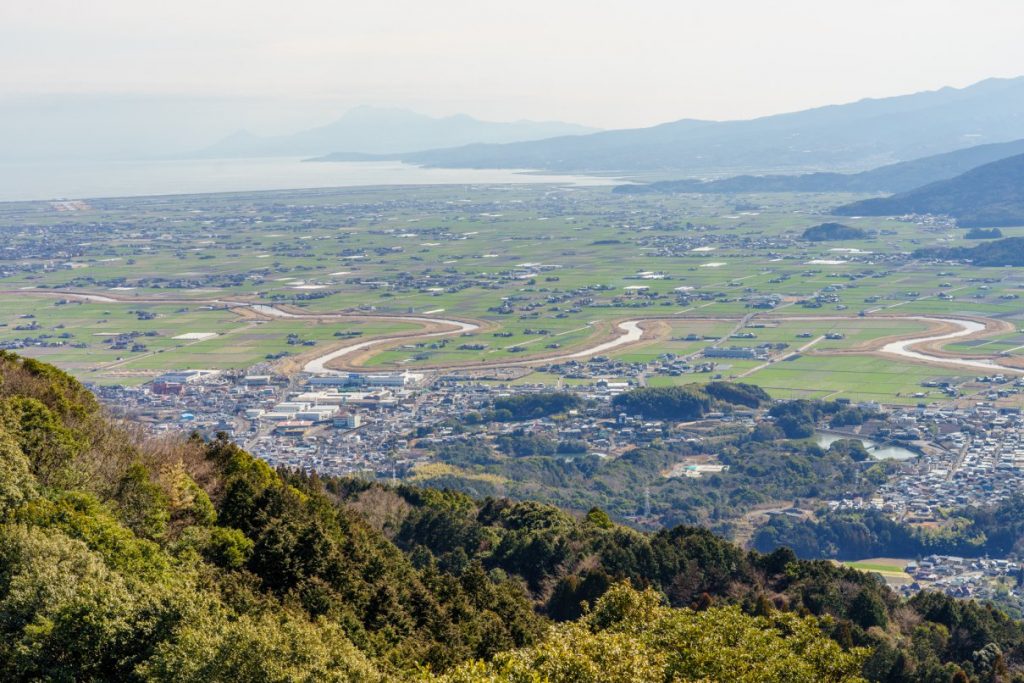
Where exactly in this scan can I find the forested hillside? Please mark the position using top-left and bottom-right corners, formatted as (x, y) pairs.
(834, 153), (1024, 227)
(614, 137), (1024, 195)
(914, 236), (1024, 266)
(2, 350), (1024, 681)
(754, 496), (1024, 564)
(802, 222), (869, 242)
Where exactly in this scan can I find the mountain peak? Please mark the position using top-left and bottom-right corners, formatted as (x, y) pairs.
(197, 107), (597, 158)
(400, 75), (1024, 175)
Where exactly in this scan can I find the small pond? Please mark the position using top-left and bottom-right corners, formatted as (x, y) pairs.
(814, 433), (917, 461)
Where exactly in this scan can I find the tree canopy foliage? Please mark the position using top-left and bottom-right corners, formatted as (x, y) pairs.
(915, 236), (1024, 267)
(612, 385), (711, 420)
(432, 582), (870, 683)
(611, 381), (767, 420)
(489, 392), (581, 421)
(0, 352), (1022, 682)
(802, 222), (869, 242)
(754, 495), (1024, 563)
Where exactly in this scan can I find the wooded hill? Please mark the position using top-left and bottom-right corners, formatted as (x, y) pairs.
(914, 236), (1024, 266)
(1, 351), (1022, 681)
(614, 138), (1024, 196)
(834, 153), (1024, 227)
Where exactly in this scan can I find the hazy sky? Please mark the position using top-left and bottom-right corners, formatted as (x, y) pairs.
(3, 0), (1024, 130)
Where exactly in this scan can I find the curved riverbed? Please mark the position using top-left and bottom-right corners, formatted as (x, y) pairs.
(301, 319), (479, 374)
(879, 317), (1021, 374)
(11, 290), (1023, 376)
(297, 319), (640, 374)
(245, 306), (481, 374)
(561, 321), (644, 359)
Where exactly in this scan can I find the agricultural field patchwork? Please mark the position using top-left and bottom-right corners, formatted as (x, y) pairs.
(2, 184), (1023, 402)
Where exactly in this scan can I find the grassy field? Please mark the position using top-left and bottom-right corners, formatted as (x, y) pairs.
(841, 558), (913, 585)
(735, 355), (975, 404)
(0, 296), (418, 382)
(845, 561), (907, 573)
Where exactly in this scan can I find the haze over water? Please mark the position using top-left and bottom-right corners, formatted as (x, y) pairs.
(0, 157), (619, 202)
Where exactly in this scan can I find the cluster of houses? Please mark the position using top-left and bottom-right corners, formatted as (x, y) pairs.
(897, 555), (1024, 606)
(828, 399), (1024, 521)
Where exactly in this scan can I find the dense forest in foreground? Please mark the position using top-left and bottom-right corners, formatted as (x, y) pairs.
(2, 351), (1024, 681)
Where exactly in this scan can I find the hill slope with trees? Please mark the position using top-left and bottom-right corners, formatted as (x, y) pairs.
(834, 153), (1024, 227)
(614, 137), (1024, 195)
(914, 236), (1024, 266)
(1, 351), (1024, 681)
(802, 223), (869, 241)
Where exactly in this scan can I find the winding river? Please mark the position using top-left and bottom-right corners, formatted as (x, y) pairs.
(298, 319), (643, 373)
(561, 321), (644, 359)
(878, 317), (1021, 374)
(300, 320), (479, 375)
(10, 290), (1023, 376)
(246, 304), (481, 374)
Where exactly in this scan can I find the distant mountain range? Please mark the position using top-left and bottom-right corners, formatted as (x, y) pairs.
(614, 138), (1024, 195)
(386, 77), (1024, 174)
(833, 152), (1024, 227)
(199, 106), (597, 157)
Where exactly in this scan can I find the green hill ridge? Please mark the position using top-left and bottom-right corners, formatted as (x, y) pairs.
(834, 152), (1024, 227)
(0, 351), (1022, 682)
(614, 138), (1024, 195)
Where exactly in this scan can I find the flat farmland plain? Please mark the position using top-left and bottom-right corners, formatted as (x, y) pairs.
(2, 184), (1022, 401)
